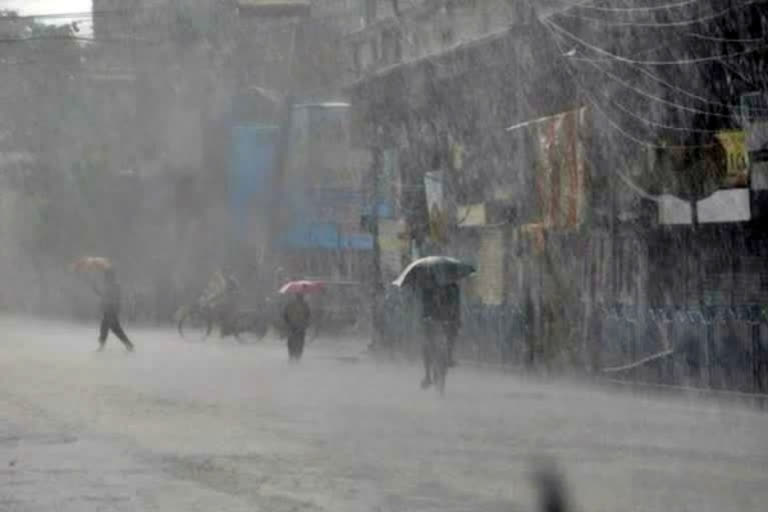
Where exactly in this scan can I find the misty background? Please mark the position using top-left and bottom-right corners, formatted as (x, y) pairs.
(0, 0), (765, 391)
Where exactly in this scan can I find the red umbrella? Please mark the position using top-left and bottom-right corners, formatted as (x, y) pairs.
(279, 280), (325, 295)
(72, 256), (113, 272)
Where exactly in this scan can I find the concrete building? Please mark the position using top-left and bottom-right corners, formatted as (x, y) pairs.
(86, 0), (372, 317)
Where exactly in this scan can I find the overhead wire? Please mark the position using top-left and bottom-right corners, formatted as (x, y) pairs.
(685, 32), (765, 43)
(533, 11), (674, 200)
(566, 52), (734, 118)
(571, 68), (716, 149)
(613, 57), (768, 114)
(542, 19), (717, 150)
(548, 9), (768, 115)
(536, 16), (717, 204)
(546, 18), (768, 65)
(596, 85), (723, 133)
(572, 0), (703, 13)
(524, 0), (756, 202)
(552, 0), (761, 28)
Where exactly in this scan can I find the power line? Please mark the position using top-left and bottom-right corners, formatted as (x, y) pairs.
(545, 9), (768, 114)
(563, 47), (728, 134)
(545, 20), (717, 149)
(598, 86), (723, 133)
(574, 55), (734, 117)
(527, 0), (729, 205)
(579, 73), (709, 149)
(546, 18), (768, 65)
(528, 3), (672, 201)
(637, 62), (765, 113)
(574, 0), (703, 14)
(685, 32), (765, 44)
(553, 0), (759, 27)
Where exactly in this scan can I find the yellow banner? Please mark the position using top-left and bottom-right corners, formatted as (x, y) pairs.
(716, 130), (749, 187)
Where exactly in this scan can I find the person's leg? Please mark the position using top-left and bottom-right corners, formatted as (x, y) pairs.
(287, 330), (297, 360)
(295, 329), (306, 360)
(421, 320), (435, 388)
(218, 307), (229, 337)
(445, 322), (458, 367)
(108, 313), (134, 351)
(98, 314), (109, 350)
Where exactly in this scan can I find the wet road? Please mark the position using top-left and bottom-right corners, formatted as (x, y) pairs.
(0, 317), (766, 512)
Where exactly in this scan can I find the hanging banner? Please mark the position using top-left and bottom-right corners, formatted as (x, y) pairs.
(534, 107), (587, 229)
(424, 171), (448, 242)
(716, 130), (749, 188)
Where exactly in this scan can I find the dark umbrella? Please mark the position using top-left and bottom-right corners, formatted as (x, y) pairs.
(392, 256), (476, 288)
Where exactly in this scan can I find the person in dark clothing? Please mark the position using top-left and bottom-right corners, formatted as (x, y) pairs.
(96, 268), (134, 352)
(282, 293), (310, 361)
(440, 283), (461, 366)
(217, 273), (240, 337)
(420, 282), (462, 388)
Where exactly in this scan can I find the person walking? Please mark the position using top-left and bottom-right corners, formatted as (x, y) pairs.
(95, 268), (134, 352)
(282, 293), (310, 361)
(440, 283), (461, 367)
(419, 281), (462, 389)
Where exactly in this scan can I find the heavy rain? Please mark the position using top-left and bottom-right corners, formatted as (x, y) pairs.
(0, 1), (766, 511)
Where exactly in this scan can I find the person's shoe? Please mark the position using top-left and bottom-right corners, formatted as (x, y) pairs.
(448, 359), (457, 368)
(420, 377), (432, 389)
(126, 345), (135, 353)
(96, 344), (105, 352)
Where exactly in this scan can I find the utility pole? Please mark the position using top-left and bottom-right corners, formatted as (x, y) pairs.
(369, 147), (383, 346)
(371, 148), (382, 293)
(266, 18), (301, 274)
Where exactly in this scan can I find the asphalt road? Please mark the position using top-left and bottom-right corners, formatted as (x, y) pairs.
(0, 316), (766, 512)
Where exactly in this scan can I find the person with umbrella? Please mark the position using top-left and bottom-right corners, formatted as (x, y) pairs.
(280, 281), (321, 361)
(419, 280), (462, 389)
(436, 282), (462, 366)
(97, 267), (135, 352)
(393, 256), (474, 391)
(74, 257), (134, 352)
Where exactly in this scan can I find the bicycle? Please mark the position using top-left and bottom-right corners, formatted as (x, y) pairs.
(176, 298), (269, 343)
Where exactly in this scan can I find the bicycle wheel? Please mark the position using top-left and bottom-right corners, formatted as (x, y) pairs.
(232, 311), (269, 343)
(178, 307), (213, 341)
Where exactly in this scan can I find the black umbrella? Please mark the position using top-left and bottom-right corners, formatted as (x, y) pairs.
(392, 256), (476, 288)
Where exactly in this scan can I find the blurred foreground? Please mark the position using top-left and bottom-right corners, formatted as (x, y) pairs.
(0, 316), (766, 512)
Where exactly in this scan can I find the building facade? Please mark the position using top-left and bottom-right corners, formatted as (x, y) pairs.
(346, 0), (768, 391)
